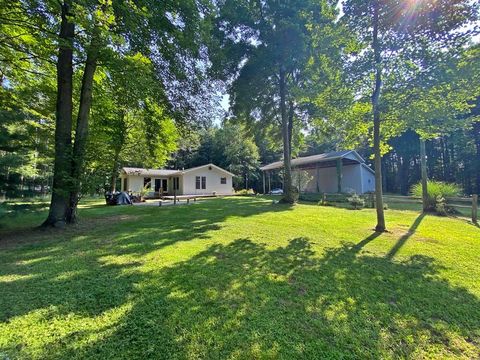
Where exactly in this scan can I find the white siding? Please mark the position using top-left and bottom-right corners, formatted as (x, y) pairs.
(342, 164), (362, 194)
(120, 175), (144, 192)
(168, 175), (183, 195)
(182, 167), (233, 195)
(361, 166), (376, 193)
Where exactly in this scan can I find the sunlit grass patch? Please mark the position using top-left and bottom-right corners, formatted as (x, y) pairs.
(0, 196), (479, 359)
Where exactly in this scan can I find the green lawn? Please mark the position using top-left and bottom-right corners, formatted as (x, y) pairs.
(0, 197), (479, 359)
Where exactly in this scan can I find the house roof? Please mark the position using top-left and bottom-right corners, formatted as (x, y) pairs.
(361, 162), (376, 175)
(179, 163), (235, 177)
(121, 167), (180, 177)
(121, 163), (235, 177)
(259, 150), (367, 171)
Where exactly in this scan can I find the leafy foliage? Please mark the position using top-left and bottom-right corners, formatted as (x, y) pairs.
(170, 122), (259, 190)
(347, 194), (365, 210)
(411, 180), (461, 212)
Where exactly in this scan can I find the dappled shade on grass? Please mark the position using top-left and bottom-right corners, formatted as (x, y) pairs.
(0, 197), (479, 359)
(84, 238), (479, 359)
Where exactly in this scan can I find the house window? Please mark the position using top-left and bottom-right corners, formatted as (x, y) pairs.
(220, 177), (227, 184)
(174, 177), (179, 190)
(201, 176), (206, 189)
(195, 176), (201, 189)
(143, 177), (151, 189)
(123, 178), (128, 191)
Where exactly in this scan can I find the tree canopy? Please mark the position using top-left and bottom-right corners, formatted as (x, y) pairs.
(0, 0), (479, 231)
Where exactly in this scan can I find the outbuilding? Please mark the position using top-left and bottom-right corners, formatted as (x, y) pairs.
(259, 150), (375, 194)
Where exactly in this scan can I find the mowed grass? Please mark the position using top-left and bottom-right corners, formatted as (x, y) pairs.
(0, 197), (479, 359)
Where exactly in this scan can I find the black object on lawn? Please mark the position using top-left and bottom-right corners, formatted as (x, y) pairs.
(105, 191), (132, 205)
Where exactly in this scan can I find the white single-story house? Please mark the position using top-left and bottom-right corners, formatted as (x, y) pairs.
(259, 150), (376, 194)
(119, 163), (235, 196)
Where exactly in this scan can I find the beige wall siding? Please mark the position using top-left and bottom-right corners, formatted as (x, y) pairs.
(168, 175), (183, 195)
(119, 175), (144, 192)
(182, 168), (233, 195)
(296, 167), (339, 193)
(293, 164), (373, 194)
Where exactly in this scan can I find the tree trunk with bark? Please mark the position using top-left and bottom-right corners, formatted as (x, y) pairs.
(288, 100), (294, 156)
(399, 156), (409, 195)
(109, 146), (122, 193)
(371, 0), (386, 232)
(473, 121), (480, 194)
(42, 1), (74, 228)
(109, 111), (127, 193)
(66, 32), (100, 223)
(419, 137), (430, 212)
(279, 66), (295, 203)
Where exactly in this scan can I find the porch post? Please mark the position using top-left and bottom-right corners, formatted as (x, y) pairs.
(268, 171), (271, 193)
(336, 158), (343, 193)
(262, 171), (266, 194)
(173, 177), (177, 205)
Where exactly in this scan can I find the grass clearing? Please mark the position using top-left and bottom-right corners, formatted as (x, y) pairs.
(0, 196), (479, 359)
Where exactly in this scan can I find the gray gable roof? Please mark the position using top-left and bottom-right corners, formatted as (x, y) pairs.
(121, 167), (180, 177)
(179, 163), (235, 177)
(259, 150), (366, 171)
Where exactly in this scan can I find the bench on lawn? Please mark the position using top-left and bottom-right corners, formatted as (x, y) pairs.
(159, 194), (217, 206)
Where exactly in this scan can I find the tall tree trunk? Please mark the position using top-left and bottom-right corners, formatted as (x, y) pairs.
(42, 1), (74, 227)
(441, 136), (449, 180)
(372, 0), (386, 232)
(109, 149), (121, 193)
(66, 32), (100, 223)
(419, 137), (429, 212)
(473, 121), (480, 194)
(288, 100), (294, 156)
(109, 111), (127, 193)
(279, 66), (294, 203)
(399, 156), (409, 195)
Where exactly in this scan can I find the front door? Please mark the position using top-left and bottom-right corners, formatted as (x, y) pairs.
(162, 179), (168, 193)
(154, 179), (161, 192)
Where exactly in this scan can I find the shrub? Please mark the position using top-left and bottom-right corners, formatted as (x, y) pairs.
(236, 189), (255, 196)
(435, 200), (448, 216)
(411, 181), (461, 212)
(347, 194), (365, 210)
(318, 200), (333, 206)
(139, 186), (150, 197)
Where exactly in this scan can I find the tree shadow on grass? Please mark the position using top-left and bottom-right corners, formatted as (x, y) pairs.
(1, 200), (479, 358)
(66, 237), (480, 359)
(386, 213), (425, 259)
(0, 197), (293, 324)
